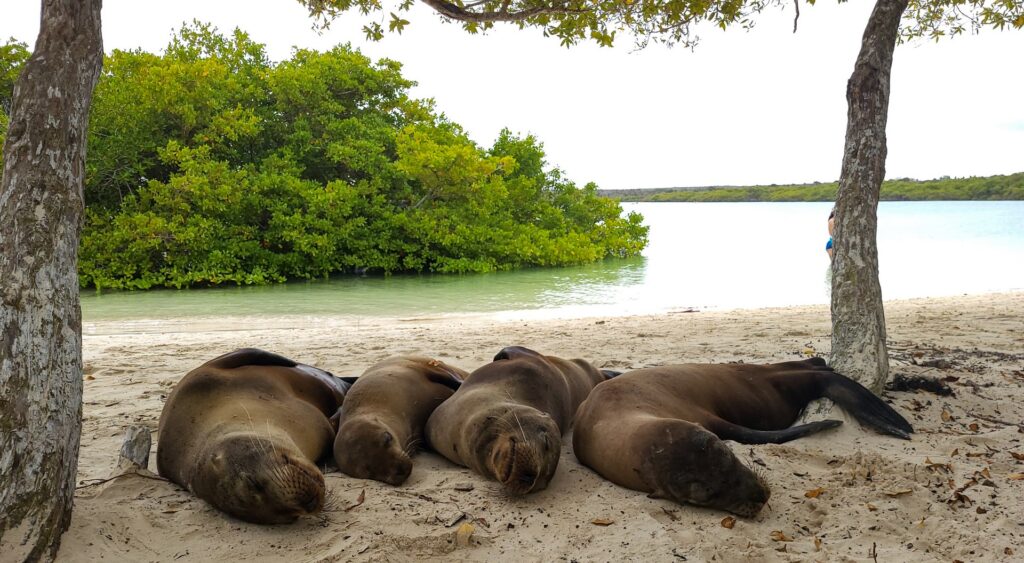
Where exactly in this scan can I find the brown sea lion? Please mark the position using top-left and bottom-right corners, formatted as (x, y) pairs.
(157, 348), (355, 524)
(425, 346), (608, 495)
(332, 356), (467, 485)
(572, 357), (914, 517)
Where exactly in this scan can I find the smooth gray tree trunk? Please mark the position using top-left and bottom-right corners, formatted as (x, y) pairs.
(829, 0), (909, 393)
(0, 1), (103, 561)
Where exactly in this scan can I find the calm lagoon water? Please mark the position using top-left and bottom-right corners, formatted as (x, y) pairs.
(81, 201), (1024, 321)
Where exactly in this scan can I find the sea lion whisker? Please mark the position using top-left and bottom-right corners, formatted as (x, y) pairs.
(238, 402), (267, 454)
(403, 437), (422, 457)
(509, 408), (528, 442)
(265, 420), (280, 459)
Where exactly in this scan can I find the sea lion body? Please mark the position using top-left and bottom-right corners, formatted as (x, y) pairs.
(333, 356), (467, 485)
(426, 346), (606, 495)
(157, 348), (352, 524)
(573, 358), (913, 517)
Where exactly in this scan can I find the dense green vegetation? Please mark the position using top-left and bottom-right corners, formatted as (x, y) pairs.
(0, 27), (647, 290)
(612, 173), (1024, 202)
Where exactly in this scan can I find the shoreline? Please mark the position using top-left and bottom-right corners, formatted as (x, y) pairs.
(83, 289), (1023, 334)
(65, 290), (1024, 562)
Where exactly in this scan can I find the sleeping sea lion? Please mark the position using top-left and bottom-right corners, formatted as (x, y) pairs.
(332, 356), (467, 485)
(572, 357), (913, 517)
(156, 348), (354, 524)
(425, 346), (608, 495)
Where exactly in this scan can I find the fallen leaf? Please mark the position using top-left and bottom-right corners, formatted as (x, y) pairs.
(85, 375), (96, 381)
(924, 458), (952, 473)
(1010, 452), (1024, 461)
(865, 503), (877, 511)
(802, 348), (815, 357)
(884, 488), (913, 497)
(721, 516), (736, 529)
(814, 536), (822, 552)
(804, 487), (826, 498)
(591, 518), (614, 526)
(770, 530), (794, 542)
(950, 448), (960, 456)
(941, 409), (952, 422)
(455, 522), (475, 547)
(1006, 547), (1014, 555)
(344, 489), (366, 512)
(1008, 473), (1024, 481)
(976, 507), (988, 514)
(980, 467), (992, 479)
(969, 422), (980, 432)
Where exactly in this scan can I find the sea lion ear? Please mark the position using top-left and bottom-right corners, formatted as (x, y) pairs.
(382, 431), (394, 446)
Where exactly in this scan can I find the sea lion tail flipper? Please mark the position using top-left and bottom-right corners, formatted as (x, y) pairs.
(822, 374), (915, 440)
(708, 418), (842, 445)
(600, 369), (623, 379)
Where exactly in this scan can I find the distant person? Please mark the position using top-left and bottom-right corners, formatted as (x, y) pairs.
(825, 208), (835, 260)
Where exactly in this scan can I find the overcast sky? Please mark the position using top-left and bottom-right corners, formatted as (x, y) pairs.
(3, 1), (1022, 190)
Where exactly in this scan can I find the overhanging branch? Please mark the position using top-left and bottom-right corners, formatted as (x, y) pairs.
(419, 0), (584, 23)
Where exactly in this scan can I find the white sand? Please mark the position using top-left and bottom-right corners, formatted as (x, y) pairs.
(54, 292), (1024, 562)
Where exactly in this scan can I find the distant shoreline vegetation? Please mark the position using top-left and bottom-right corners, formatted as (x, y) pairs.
(601, 173), (1024, 202)
(0, 26), (648, 291)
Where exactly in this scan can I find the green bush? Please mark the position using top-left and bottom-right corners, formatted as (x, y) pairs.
(70, 24), (648, 289)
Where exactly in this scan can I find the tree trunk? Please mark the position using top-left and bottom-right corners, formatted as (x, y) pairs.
(0, 1), (103, 561)
(829, 0), (908, 393)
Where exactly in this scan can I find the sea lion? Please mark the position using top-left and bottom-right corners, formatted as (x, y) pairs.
(332, 356), (467, 485)
(572, 357), (914, 517)
(157, 348), (354, 524)
(425, 346), (608, 495)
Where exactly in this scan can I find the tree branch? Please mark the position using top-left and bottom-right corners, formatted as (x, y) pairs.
(419, 0), (584, 23)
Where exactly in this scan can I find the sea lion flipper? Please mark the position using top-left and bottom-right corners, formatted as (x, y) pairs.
(207, 348), (298, 370)
(600, 369), (623, 379)
(707, 417), (843, 444)
(425, 369), (463, 391)
(338, 376), (360, 385)
(822, 373), (915, 440)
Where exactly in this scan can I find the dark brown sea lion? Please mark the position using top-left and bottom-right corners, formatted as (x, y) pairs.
(425, 346), (608, 495)
(157, 348), (354, 524)
(573, 357), (913, 518)
(332, 356), (467, 485)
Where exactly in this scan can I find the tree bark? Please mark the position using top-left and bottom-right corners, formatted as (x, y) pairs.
(0, 1), (103, 561)
(828, 0), (908, 393)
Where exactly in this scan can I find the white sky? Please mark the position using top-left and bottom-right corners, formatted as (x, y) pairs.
(3, 1), (1022, 190)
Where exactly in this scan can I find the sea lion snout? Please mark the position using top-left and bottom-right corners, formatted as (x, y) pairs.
(484, 410), (561, 495)
(195, 435), (326, 524)
(335, 417), (414, 486)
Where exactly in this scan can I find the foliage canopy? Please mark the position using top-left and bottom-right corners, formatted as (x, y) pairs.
(0, 28), (647, 290)
(298, 0), (1024, 47)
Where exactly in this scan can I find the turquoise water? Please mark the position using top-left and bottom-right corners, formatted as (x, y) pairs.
(81, 201), (1024, 320)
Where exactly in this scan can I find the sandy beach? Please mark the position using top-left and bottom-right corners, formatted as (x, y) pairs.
(49, 291), (1024, 562)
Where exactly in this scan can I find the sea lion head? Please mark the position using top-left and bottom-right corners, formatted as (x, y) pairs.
(655, 425), (770, 518)
(191, 433), (326, 524)
(473, 405), (561, 496)
(334, 417), (413, 486)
